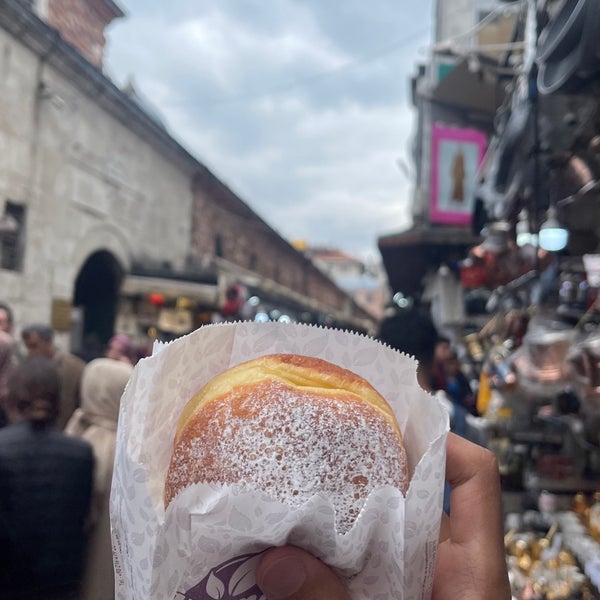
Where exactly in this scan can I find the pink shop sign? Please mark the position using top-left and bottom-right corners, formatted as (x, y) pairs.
(430, 124), (487, 226)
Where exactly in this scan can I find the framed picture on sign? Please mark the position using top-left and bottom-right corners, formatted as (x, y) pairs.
(430, 124), (487, 225)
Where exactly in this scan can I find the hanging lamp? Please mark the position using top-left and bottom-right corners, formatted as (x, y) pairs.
(538, 205), (569, 251)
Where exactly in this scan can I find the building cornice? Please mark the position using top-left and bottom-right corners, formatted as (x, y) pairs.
(1, 0), (200, 174)
(94, 0), (126, 21)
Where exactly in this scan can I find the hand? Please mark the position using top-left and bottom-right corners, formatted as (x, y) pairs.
(255, 433), (510, 600)
(433, 432), (510, 600)
(256, 545), (350, 600)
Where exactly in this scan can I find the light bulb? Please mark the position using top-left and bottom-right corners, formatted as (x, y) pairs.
(516, 209), (533, 247)
(539, 206), (568, 252)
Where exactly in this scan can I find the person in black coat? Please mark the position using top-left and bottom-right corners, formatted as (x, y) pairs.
(0, 356), (94, 599)
(444, 351), (478, 417)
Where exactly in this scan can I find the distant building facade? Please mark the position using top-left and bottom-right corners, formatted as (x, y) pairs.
(0, 0), (374, 356)
(303, 247), (390, 321)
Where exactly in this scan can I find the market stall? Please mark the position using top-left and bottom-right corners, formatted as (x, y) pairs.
(436, 247), (600, 600)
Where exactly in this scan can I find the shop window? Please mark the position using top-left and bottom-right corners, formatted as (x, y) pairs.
(0, 202), (26, 271)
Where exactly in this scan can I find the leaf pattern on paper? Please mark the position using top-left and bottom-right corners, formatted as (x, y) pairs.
(353, 347), (377, 367)
(206, 572), (226, 600)
(131, 531), (145, 546)
(301, 335), (328, 356)
(228, 554), (261, 596)
(228, 507), (252, 532)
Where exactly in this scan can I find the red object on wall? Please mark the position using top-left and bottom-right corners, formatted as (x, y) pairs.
(148, 292), (166, 306)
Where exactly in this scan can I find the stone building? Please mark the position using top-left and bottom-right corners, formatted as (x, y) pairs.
(190, 170), (363, 324)
(0, 0), (373, 356)
(301, 247), (390, 321)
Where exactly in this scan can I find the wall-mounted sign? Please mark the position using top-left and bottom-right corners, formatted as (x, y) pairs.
(430, 124), (487, 226)
(51, 298), (73, 331)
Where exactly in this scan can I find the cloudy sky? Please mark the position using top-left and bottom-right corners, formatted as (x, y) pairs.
(104, 1), (434, 262)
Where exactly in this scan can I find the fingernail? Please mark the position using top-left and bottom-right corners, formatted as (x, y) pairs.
(257, 555), (307, 600)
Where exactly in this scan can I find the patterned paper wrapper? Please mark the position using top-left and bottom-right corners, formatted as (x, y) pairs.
(110, 322), (449, 600)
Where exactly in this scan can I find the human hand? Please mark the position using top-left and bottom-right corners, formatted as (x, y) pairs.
(256, 545), (351, 600)
(433, 432), (510, 600)
(255, 433), (510, 600)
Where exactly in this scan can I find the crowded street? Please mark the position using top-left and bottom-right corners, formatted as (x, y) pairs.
(1, 0), (600, 599)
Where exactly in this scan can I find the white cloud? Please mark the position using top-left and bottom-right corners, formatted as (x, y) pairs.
(105, 0), (431, 261)
(164, 7), (347, 94)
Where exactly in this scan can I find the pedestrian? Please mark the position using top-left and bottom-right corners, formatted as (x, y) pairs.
(105, 333), (136, 365)
(377, 307), (485, 445)
(432, 336), (452, 391)
(0, 330), (18, 426)
(65, 357), (133, 600)
(21, 323), (86, 429)
(0, 302), (14, 335)
(0, 356), (94, 599)
(444, 350), (477, 416)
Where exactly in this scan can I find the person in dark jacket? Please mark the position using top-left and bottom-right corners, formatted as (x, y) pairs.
(0, 356), (94, 599)
(444, 351), (477, 416)
(376, 308), (481, 439)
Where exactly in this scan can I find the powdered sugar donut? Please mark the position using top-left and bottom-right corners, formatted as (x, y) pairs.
(164, 353), (408, 533)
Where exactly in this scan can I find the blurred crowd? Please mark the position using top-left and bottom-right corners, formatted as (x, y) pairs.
(0, 302), (140, 599)
(0, 299), (487, 598)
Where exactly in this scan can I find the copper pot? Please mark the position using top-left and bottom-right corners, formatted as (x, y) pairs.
(517, 328), (575, 383)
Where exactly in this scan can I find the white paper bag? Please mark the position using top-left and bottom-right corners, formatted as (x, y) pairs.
(110, 322), (449, 600)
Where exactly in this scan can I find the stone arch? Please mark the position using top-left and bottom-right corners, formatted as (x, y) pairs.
(70, 225), (131, 360)
(71, 223), (132, 277)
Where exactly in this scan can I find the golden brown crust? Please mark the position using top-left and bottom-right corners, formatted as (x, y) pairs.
(164, 353), (408, 533)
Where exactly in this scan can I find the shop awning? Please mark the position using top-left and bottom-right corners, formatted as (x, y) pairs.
(213, 257), (376, 333)
(431, 58), (503, 115)
(378, 225), (481, 297)
(121, 275), (219, 307)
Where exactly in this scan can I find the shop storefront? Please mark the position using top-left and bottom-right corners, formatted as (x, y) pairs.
(117, 271), (221, 342)
(113, 260), (375, 349)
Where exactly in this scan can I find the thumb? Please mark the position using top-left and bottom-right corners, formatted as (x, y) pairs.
(256, 546), (351, 600)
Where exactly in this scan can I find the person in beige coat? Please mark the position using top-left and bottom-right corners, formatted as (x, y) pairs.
(0, 330), (18, 427)
(21, 324), (86, 429)
(65, 358), (133, 600)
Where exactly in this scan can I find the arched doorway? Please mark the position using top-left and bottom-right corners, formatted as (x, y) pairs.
(74, 250), (123, 360)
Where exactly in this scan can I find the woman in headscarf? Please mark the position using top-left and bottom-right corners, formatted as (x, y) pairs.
(65, 357), (133, 600)
(0, 330), (18, 427)
(105, 333), (136, 365)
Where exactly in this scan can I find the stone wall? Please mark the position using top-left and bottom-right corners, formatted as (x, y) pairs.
(191, 170), (352, 312)
(0, 24), (193, 331)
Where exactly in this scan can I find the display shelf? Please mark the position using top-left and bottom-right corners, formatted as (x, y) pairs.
(524, 474), (600, 494)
